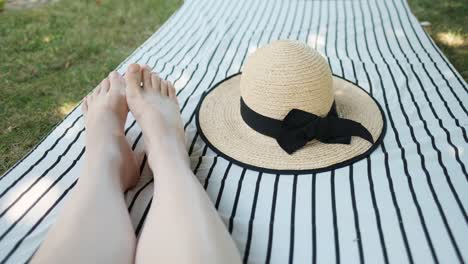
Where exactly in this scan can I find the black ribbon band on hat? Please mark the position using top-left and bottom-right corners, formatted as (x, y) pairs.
(240, 98), (374, 154)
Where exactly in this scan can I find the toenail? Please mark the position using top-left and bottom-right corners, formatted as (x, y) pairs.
(110, 71), (118, 78)
(129, 64), (140, 73)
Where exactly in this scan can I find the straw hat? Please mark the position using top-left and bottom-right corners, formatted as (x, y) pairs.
(196, 40), (386, 174)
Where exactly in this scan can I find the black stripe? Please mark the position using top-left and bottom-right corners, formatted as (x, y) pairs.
(148, 0), (228, 72)
(140, 0), (200, 65)
(181, 0), (262, 107)
(240, 1), (295, 261)
(373, 0), (467, 260)
(396, 0), (468, 106)
(169, 0), (244, 88)
(0, 0), (197, 196)
(171, 0), (252, 128)
(228, 169), (246, 233)
(323, 0), (331, 57)
(242, 172), (262, 264)
(342, 0), (350, 59)
(348, 56), (386, 263)
(240, 0), (281, 67)
(124, 150), (147, 197)
(174, 63), (199, 96)
(327, 9), (342, 262)
(128, 178), (153, 212)
(129, 0), (264, 234)
(150, 0), (232, 81)
(2, 28), (207, 253)
(333, 0), (340, 59)
(384, 0), (468, 141)
(203, 156), (218, 189)
(187, 131), (199, 155)
(349, 165), (365, 264)
(123, 0), (199, 67)
(331, 170), (340, 264)
(353, 4), (414, 259)
(348, 6), (392, 261)
(369, 0), (464, 260)
(360, 0), (440, 261)
(1, 178), (78, 262)
(193, 145), (209, 174)
(0, 128), (84, 218)
(312, 0), (322, 50)
(127, 155), (151, 212)
(285, 0), (298, 39)
(341, 9), (366, 261)
(0, 146), (84, 244)
(184, 0), (278, 226)
(0, 105), (83, 180)
(125, 69), (201, 213)
(311, 173), (317, 264)
(72, 0), (235, 232)
(294, 0), (307, 41)
(4, 1), (467, 263)
(287, 3), (306, 262)
(366, 156), (390, 264)
(0, 115), (82, 191)
(0, 0), (203, 213)
(385, 0), (468, 179)
(122, 0), (236, 211)
(359, 57), (414, 263)
(289, 174), (298, 264)
(1, 0), (249, 259)
(135, 198), (152, 236)
(187, 0), (288, 159)
(265, 174), (280, 264)
(178, 0), (252, 115)
(350, 0), (362, 61)
(224, 0), (275, 77)
(219, 3), (283, 251)
(214, 163), (232, 209)
(0, 119), (139, 224)
(118, 0), (192, 66)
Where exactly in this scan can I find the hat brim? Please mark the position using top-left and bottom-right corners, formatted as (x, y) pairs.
(196, 73), (386, 174)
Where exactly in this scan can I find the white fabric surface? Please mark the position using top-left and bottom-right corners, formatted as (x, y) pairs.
(0, 0), (467, 263)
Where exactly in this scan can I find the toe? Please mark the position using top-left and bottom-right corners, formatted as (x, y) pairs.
(100, 78), (111, 94)
(91, 84), (101, 99)
(109, 71), (125, 95)
(168, 82), (176, 99)
(125, 64), (142, 96)
(82, 97), (88, 116)
(142, 65), (152, 90)
(151, 73), (161, 92)
(161, 80), (169, 96)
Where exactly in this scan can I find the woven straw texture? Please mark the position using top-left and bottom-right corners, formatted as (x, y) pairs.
(198, 41), (384, 171)
(241, 40), (334, 118)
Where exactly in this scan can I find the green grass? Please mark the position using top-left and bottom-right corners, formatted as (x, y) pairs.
(407, 0), (467, 79)
(0, 0), (466, 175)
(0, 0), (182, 174)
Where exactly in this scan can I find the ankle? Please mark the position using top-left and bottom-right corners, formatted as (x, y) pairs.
(147, 144), (190, 170)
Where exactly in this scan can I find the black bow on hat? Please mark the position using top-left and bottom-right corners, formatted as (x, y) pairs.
(275, 108), (374, 154)
(240, 98), (374, 154)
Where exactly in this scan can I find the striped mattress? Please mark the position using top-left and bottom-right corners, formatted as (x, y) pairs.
(0, 0), (467, 263)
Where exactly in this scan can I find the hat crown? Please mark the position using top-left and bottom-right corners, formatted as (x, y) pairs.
(240, 40), (334, 119)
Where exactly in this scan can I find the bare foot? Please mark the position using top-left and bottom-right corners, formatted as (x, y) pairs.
(124, 64), (189, 169)
(81, 71), (139, 191)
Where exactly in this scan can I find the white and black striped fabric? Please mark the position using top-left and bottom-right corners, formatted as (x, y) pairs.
(1, 0), (467, 263)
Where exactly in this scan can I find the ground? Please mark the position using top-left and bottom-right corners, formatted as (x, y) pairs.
(408, 0), (467, 79)
(0, 0), (466, 175)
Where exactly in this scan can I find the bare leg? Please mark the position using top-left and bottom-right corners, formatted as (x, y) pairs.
(31, 72), (139, 264)
(125, 64), (241, 264)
